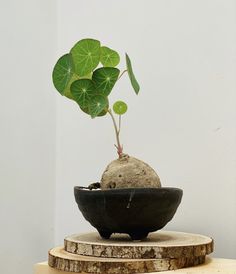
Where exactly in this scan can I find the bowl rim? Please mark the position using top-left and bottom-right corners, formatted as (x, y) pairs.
(74, 186), (183, 194)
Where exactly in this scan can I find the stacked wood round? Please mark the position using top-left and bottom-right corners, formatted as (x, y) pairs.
(48, 231), (213, 273)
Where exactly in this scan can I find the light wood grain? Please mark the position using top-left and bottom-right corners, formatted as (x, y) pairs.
(36, 258), (236, 274)
(48, 246), (206, 273)
(64, 231), (213, 259)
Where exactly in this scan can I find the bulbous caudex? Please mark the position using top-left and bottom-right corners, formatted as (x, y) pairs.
(100, 154), (161, 189)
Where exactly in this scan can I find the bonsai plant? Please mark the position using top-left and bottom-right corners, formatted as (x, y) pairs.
(52, 38), (182, 240)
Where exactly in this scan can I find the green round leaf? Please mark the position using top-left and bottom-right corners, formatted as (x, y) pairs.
(80, 105), (108, 117)
(70, 79), (96, 108)
(88, 95), (109, 118)
(52, 54), (76, 98)
(80, 72), (93, 80)
(97, 107), (108, 117)
(125, 53), (140, 94)
(70, 39), (101, 77)
(63, 74), (80, 99)
(113, 101), (128, 115)
(92, 67), (120, 96)
(100, 46), (120, 67)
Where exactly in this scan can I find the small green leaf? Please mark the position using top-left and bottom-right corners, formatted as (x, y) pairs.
(100, 46), (120, 67)
(70, 39), (100, 77)
(52, 54), (76, 98)
(88, 95), (109, 118)
(92, 67), (120, 96)
(125, 53), (140, 94)
(70, 79), (96, 108)
(113, 101), (128, 115)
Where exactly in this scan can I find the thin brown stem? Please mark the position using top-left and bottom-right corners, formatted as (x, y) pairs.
(118, 115), (121, 134)
(108, 109), (123, 157)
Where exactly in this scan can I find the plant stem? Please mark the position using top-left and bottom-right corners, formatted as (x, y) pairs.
(108, 109), (123, 157)
(118, 69), (128, 80)
(118, 115), (121, 134)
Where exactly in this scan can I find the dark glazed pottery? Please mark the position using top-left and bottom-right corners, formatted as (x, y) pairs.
(74, 187), (183, 240)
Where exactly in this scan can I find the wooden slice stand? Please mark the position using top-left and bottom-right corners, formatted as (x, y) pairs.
(65, 231), (213, 259)
(49, 231), (213, 273)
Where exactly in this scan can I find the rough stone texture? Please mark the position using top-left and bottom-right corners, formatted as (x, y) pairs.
(100, 154), (161, 189)
(48, 247), (206, 273)
(64, 231), (213, 259)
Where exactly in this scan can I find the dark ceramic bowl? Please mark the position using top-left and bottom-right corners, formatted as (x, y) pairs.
(74, 187), (183, 240)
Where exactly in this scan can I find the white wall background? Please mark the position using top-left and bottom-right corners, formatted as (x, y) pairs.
(55, 0), (236, 259)
(0, 1), (236, 274)
(0, 1), (57, 274)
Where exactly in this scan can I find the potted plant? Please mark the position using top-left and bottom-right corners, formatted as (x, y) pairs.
(52, 38), (183, 240)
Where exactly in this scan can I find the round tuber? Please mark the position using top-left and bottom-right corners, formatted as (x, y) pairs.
(100, 154), (161, 189)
